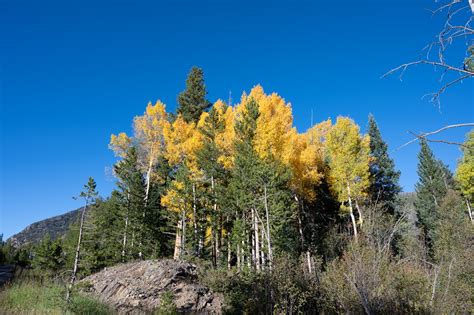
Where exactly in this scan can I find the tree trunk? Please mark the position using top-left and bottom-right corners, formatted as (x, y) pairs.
(263, 184), (273, 269)
(295, 195), (312, 274)
(355, 200), (363, 226)
(251, 208), (256, 269)
(227, 236), (231, 270)
(347, 184), (358, 242)
(139, 157), (154, 259)
(261, 227), (266, 269)
(465, 198), (473, 223)
(122, 213), (129, 261)
(173, 219), (182, 260)
(66, 203), (88, 302)
(192, 183), (198, 255)
(122, 193), (130, 261)
(254, 209), (260, 271)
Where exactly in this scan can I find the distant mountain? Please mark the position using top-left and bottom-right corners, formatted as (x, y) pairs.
(7, 208), (82, 248)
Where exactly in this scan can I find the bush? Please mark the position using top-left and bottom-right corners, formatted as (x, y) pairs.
(200, 256), (319, 314)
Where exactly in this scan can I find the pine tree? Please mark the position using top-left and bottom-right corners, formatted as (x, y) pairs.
(177, 67), (212, 123)
(66, 177), (98, 302)
(32, 234), (64, 277)
(114, 146), (146, 260)
(229, 98), (295, 270)
(367, 115), (401, 214)
(414, 140), (454, 252)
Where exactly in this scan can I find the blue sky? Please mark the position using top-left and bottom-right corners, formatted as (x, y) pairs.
(1, 0), (473, 239)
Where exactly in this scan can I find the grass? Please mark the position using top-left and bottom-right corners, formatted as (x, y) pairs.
(0, 281), (113, 314)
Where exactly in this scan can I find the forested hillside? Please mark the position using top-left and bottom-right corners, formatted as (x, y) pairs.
(1, 67), (472, 314)
(7, 208), (81, 248)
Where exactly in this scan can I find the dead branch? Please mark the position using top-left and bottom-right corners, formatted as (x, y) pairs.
(382, 0), (473, 109)
(397, 123), (474, 149)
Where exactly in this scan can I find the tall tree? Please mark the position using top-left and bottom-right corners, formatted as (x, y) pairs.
(326, 117), (371, 241)
(66, 177), (98, 302)
(414, 140), (454, 252)
(114, 146), (146, 260)
(367, 114), (401, 214)
(196, 101), (232, 265)
(455, 130), (474, 222)
(177, 67), (212, 123)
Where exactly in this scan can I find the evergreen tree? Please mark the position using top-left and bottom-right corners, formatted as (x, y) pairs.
(367, 114), (401, 214)
(32, 234), (64, 277)
(114, 146), (146, 260)
(229, 99), (296, 270)
(196, 104), (232, 265)
(66, 177), (98, 301)
(414, 140), (454, 252)
(85, 193), (124, 270)
(177, 67), (212, 123)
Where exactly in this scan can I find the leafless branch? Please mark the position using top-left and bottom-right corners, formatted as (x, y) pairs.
(382, 0), (473, 109)
(397, 123), (474, 149)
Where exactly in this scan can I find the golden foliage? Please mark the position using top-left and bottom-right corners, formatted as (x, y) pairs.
(326, 117), (371, 211)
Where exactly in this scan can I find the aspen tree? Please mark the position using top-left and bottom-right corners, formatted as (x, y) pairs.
(163, 115), (202, 259)
(326, 117), (371, 241)
(455, 131), (474, 222)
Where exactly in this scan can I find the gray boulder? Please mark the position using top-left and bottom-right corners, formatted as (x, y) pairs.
(80, 259), (223, 314)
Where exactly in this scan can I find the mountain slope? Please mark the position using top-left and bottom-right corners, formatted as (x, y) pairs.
(7, 208), (82, 248)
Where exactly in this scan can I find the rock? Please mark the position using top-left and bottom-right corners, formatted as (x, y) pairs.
(80, 259), (223, 314)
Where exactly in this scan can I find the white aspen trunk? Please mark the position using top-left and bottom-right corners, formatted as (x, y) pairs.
(355, 200), (363, 225)
(215, 230), (220, 264)
(198, 229), (204, 256)
(465, 199), (473, 223)
(263, 184), (273, 269)
(347, 184), (358, 242)
(122, 192), (130, 261)
(139, 156), (153, 259)
(66, 204), (88, 301)
(251, 208), (256, 269)
(122, 214), (129, 260)
(227, 236), (231, 270)
(255, 211), (260, 271)
(261, 227), (266, 270)
(174, 219), (182, 260)
(192, 183), (198, 254)
(237, 243), (241, 270)
(295, 195), (312, 274)
(181, 209), (186, 257)
(306, 251), (313, 274)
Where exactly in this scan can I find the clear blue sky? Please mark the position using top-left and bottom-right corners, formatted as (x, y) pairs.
(1, 0), (472, 239)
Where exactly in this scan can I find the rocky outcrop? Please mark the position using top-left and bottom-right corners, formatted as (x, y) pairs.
(80, 259), (223, 314)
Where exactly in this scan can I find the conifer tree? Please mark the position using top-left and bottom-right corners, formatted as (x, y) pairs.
(414, 140), (454, 252)
(66, 177), (98, 302)
(32, 234), (64, 277)
(367, 114), (401, 214)
(177, 67), (212, 123)
(229, 98), (295, 270)
(114, 146), (146, 260)
(196, 103), (230, 264)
